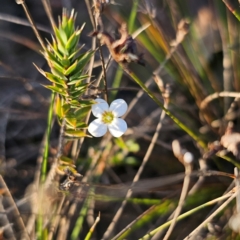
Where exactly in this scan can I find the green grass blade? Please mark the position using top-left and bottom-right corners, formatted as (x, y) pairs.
(70, 188), (95, 240)
(128, 0), (140, 34)
(41, 92), (55, 183)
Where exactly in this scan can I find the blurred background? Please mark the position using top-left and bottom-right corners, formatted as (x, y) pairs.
(1, 0), (240, 239)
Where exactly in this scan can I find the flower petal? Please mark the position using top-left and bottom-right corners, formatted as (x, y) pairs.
(92, 98), (109, 118)
(108, 118), (127, 137)
(88, 119), (107, 137)
(109, 99), (128, 117)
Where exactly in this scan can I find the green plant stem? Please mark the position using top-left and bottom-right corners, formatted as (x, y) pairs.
(84, 213), (100, 240)
(222, 0), (240, 21)
(36, 93), (55, 239)
(126, 70), (206, 149)
(41, 92), (55, 183)
(70, 188), (95, 240)
(110, 66), (123, 101)
(139, 192), (234, 240)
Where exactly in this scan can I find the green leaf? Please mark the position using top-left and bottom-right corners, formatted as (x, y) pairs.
(61, 57), (70, 68)
(34, 64), (66, 87)
(71, 51), (94, 76)
(69, 70), (83, 81)
(58, 27), (68, 45)
(51, 66), (67, 80)
(76, 122), (88, 128)
(70, 100), (82, 107)
(33, 63), (46, 76)
(57, 165), (77, 175)
(67, 10), (77, 37)
(79, 99), (96, 106)
(49, 60), (65, 74)
(67, 75), (89, 85)
(62, 103), (71, 116)
(114, 138), (128, 150)
(44, 85), (68, 96)
(58, 42), (69, 56)
(54, 27), (69, 56)
(75, 106), (91, 119)
(126, 140), (140, 152)
(70, 82), (89, 92)
(56, 95), (63, 118)
(45, 72), (67, 86)
(66, 32), (79, 52)
(45, 49), (63, 67)
(64, 60), (78, 76)
(65, 129), (90, 137)
(65, 116), (77, 128)
(59, 155), (75, 165)
(68, 45), (84, 60)
(46, 39), (63, 61)
(70, 89), (87, 98)
(124, 157), (139, 166)
(61, 10), (68, 31)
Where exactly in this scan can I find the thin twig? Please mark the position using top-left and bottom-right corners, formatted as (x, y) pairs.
(200, 91), (240, 110)
(48, 196), (66, 240)
(234, 168), (240, 213)
(188, 158), (207, 195)
(0, 175), (30, 240)
(41, 0), (56, 29)
(84, 0), (97, 85)
(0, 196), (16, 240)
(0, 13), (51, 33)
(214, 4), (233, 113)
(162, 164), (192, 240)
(112, 206), (157, 240)
(84, 212), (101, 240)
(16, 0), (46, 50)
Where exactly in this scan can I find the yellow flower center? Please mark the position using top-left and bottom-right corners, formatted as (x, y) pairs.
(102, 111), (114, 124)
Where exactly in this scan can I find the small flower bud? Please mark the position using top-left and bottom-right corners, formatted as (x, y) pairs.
(183, 152), (194, 164)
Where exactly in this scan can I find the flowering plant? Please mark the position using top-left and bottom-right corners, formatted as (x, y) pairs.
(88, 98), (128, 137)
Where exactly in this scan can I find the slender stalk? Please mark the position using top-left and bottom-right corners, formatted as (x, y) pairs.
(70, 188), (95, 240)
(0, 175), (29, 240)
(16, 0), (46, 50)
(41, 0), (56, 30)
(162, 165), (192, 240)
(222, 0), (240, 21)
(201, 91), (240, 110)
(41, 92), (55, 183)
(37, 92), (55, 240)
(128, 0), (140, 33)
(84, 212), (100, 240)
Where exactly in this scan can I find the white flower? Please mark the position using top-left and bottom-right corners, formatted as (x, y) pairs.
(88, 98), (128, 137)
